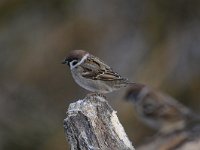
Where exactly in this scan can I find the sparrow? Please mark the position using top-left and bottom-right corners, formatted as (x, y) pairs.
(62, 50), (133, 93)
(125, 83), (200, 134)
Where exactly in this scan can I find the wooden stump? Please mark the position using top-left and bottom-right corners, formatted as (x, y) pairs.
(63, 95), (135, 150)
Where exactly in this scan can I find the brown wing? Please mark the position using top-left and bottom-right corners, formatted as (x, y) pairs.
(80, 55), (125, 81)
(142, 90), (192, 121)
(94, 69), (124, 81)
(157, 93), (197, 121)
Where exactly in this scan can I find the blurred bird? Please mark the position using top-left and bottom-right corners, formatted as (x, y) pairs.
(125, 84), (200, 134)
(62, 50), (134, 93)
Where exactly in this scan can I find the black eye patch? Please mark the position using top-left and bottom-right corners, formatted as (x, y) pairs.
(64, 58), (78, 66)
(72, 60), (78, 66)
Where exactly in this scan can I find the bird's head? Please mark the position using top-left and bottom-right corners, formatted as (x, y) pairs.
(125, 83), (146, 102)
(62, 50), (89, 69)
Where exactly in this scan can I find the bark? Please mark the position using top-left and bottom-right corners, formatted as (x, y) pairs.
(63, 94), (135, 150)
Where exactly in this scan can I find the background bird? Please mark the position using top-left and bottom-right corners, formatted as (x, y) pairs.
(125, 83), (200, 134)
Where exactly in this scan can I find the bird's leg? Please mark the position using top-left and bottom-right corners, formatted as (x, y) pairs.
(96, 92), (107, 99)
(86, 92), (106, 99)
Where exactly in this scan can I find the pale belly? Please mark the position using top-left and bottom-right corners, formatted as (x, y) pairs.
(71, 69), (115, 93)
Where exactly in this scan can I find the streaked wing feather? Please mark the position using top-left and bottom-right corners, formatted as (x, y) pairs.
(150, 92), (186, 119)
(80, 56), (124, 81)
(95, 69), (123, 81)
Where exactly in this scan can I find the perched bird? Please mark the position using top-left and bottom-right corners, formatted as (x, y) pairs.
(125, 83), (199, 134)
(62, 50), (133, 93)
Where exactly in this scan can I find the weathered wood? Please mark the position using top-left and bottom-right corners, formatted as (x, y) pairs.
(64, 94), (135, 150)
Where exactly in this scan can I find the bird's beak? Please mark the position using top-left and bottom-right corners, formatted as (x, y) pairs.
(61, 60), (67, 64)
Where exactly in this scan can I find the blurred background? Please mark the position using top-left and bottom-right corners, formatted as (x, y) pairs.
(0, 0), (200, 149)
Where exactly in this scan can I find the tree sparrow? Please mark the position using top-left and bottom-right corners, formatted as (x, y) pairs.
(62, 50), (133, 93)
(125, 83), (199, 134)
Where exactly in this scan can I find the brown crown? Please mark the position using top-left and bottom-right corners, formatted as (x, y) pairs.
(62, 50), (89, 64)
(125, 83), (146, 101)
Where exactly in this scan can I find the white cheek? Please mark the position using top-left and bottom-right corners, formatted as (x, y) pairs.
(69, 61), (77, 70)
(70, 53), (89, 70)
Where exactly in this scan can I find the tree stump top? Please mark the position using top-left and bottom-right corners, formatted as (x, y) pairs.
(64, 95), (135, 150)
